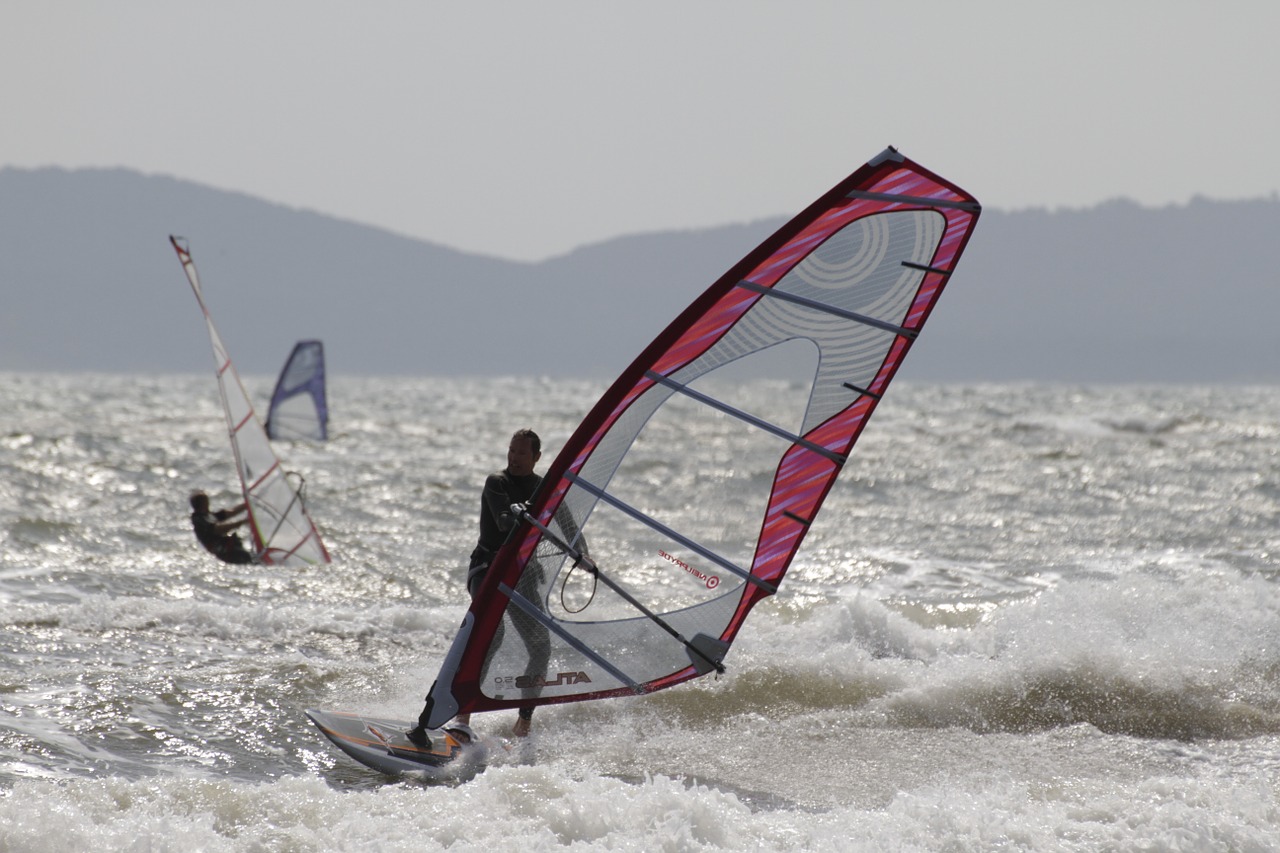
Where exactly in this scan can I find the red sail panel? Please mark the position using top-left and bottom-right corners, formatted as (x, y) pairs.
(422, 148), (980, 726)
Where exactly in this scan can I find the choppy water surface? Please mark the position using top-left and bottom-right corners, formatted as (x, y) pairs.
(1, 373), (1278, 851)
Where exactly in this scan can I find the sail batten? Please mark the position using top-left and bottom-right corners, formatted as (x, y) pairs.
(422, 148), (980, 727)
(735, 279), (918, 339)
(901, 261), (953, 276)
(512, 513), (728, 678)
(645, 370), (848, 464)
(500, 583), (645, 692)
(846, 188), (980, 211)
(841, 381), (882, 400)
(170, 236), (331, 568)
(564, 471), (773, 593)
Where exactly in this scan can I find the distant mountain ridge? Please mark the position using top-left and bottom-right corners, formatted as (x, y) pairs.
(3, 166), (1278, 382)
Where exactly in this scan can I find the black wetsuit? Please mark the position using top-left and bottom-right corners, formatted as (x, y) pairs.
(191, 509), (254, 564)
(467, 468), (542, 596)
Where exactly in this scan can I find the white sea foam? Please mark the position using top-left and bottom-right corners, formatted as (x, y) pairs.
(0, 374), (1277, 849)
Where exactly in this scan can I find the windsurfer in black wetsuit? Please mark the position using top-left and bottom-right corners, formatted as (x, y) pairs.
(189, 490), (256, 564)
(408, 428), (564, 747)
(465, 428), (545, 600)
(461, 428), (547, 738)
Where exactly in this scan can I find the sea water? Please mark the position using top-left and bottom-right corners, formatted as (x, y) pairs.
(0, 373), (1277, 851)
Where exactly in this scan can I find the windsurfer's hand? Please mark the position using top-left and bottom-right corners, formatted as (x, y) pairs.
(509, 503), (527, 520)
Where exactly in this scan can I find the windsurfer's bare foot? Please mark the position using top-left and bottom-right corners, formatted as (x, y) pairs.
(512, 716), (531, 738)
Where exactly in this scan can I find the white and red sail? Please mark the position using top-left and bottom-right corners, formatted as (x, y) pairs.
(421, 148), (981, 727)
(171, 236), (332, 567)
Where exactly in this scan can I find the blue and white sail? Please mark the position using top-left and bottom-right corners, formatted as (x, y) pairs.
(266, 340), (329, 441)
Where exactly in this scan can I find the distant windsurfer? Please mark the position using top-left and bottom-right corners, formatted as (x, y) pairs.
(189, 490), (256, 564)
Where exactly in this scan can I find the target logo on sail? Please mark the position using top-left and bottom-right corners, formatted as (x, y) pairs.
(659, 550), (720, 589)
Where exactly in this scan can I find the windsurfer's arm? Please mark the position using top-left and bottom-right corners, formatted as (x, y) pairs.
(212, 514), (248, 534)
(212, 499), (244, 517)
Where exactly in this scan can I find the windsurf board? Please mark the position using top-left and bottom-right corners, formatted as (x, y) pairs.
(306, 708), (486, 781)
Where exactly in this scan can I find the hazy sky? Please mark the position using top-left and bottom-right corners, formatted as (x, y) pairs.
(5, 1), (1277, 261)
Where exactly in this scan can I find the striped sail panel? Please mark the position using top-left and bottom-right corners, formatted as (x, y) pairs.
(423, 148), (979, 726)
(171, 237), (332, 567)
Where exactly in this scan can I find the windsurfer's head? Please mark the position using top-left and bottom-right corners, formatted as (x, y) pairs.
(189, 490), (210, 512)
(507, 429), (541, 477)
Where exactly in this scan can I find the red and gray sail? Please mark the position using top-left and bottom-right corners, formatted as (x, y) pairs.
(422, 148), (981, 727)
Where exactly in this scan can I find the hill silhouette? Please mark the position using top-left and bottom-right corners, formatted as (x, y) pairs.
(3, 166), (1277, 382)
